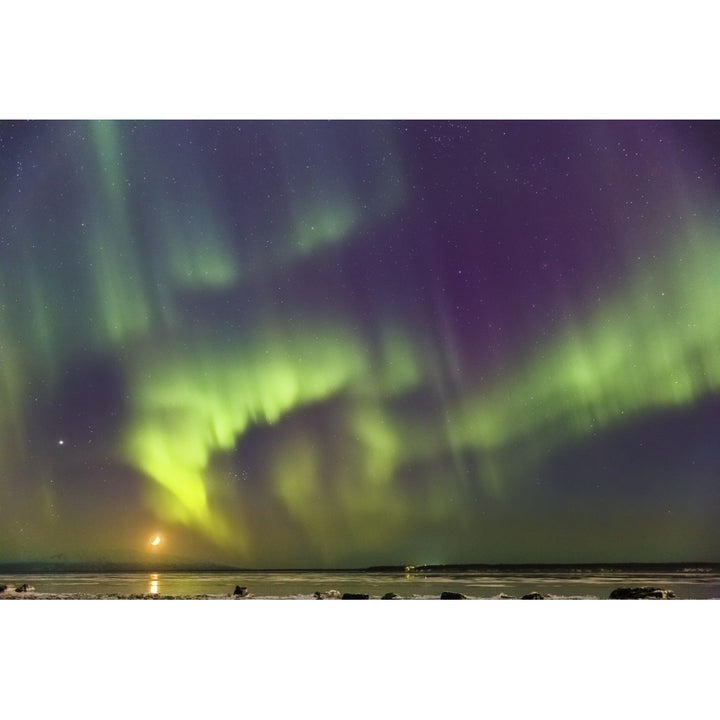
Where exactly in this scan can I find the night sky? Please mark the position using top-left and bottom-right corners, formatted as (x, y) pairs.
(1, 120), (719, 567)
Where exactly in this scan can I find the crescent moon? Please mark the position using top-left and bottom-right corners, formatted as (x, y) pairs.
(151, 535), (161, 546)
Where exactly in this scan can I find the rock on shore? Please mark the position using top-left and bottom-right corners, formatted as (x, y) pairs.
(314, 589), (341, 599)
(609, 587), (675, 599)
(440, 591), (467, 599)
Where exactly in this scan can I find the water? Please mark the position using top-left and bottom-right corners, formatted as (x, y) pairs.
(2, 564), (719, 598)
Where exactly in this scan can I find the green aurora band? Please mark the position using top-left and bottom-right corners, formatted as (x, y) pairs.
(119, 217), (720, 559)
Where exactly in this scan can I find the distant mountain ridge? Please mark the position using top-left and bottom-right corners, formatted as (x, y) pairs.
(367, 562), (720, 574)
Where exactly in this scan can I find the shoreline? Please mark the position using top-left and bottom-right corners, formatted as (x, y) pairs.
(0, 587), (691, 601)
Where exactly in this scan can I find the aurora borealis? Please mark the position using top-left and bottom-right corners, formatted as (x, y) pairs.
(1, 120), (719, 567)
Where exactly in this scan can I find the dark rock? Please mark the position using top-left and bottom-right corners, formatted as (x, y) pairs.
(521, 592), (545, 600)
(440, 591), (467, 599)
(0, 584), (7, 593)
(381, 592), (399, 600)
(15, 583), (33, 593)
(609, 587), (675, 599)
(341, 593), (370, 599)
(233, 585), (248, 597)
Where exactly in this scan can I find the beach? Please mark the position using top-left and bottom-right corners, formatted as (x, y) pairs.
(2, 564), (719, 599)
